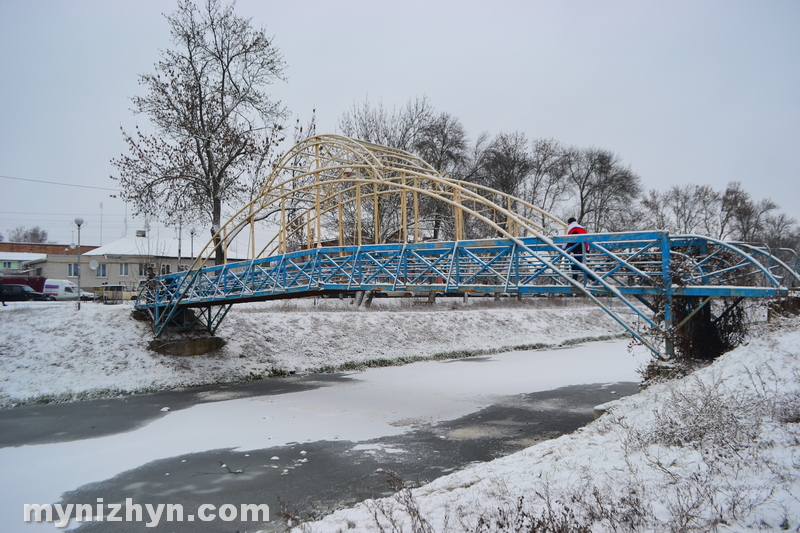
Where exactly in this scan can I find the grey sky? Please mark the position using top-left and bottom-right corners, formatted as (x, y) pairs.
(1, 0), (798, 246)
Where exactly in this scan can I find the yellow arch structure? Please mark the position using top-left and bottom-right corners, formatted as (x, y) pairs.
(193, 134), (566, 267)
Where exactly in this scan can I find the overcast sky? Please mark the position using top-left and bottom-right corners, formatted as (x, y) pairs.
(1, 0), (798, 247)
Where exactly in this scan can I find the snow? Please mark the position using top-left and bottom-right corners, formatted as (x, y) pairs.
(82, 235), (196, 259)
(296, 318), (800, 533)
(83, 235), (252, 260)
(0, 252), (47, 262)
(0, 297), (626, 407)
(1, 296), (798, 532)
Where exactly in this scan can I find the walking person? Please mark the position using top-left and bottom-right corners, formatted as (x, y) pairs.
(564, 217), (588, 281)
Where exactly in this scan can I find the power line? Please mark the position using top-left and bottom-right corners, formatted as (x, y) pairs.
(0, 174), (120, 192)
(0, 211), (128, 217)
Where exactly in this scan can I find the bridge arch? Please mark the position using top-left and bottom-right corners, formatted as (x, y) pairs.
(193, 134), (567, 268)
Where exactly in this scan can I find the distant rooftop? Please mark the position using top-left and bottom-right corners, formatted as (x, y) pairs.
(0, 242), (99, 255)
(0, 251), (47, 262)
(84, 236), (197, 259)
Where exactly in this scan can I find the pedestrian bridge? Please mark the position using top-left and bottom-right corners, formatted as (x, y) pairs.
(136, 135), (799, 358)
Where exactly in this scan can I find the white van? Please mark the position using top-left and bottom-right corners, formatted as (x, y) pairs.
(43, 279), (91, 301)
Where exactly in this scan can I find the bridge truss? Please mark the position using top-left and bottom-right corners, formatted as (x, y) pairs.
(135, 135), (800, 359)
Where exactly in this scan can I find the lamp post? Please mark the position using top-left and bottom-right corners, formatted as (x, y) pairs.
(74, 217), (84, 310)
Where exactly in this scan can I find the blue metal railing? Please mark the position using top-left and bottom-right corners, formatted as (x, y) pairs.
(136, 231), (799, 356)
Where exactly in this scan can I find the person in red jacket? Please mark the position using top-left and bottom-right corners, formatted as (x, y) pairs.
(564, 217), (588, 281)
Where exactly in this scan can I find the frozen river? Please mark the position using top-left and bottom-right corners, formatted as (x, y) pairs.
(0, 339), (649, 532)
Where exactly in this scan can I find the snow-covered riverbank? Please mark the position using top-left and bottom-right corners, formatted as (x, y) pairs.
(0, 297), (624, 407)
(2, 296), (799, 531)
(293, 317), (800, 532)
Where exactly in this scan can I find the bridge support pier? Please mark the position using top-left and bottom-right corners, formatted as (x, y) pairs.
(364, 291), (375, 308)
(354, 290), (365, 307)
(148, 337), (226, 356)
(662, 233), (675, 358)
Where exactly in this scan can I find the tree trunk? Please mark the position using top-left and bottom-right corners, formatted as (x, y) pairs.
(211, 192), (225, 265)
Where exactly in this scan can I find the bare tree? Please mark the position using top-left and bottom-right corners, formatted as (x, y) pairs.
(564, 147), (641, 232)
(719, 182), (777, 242)
(717, 182), (748, 240)
(636, 182), (800, 254)
(478, 132), (532, 196)
(338, 99), (395, 147)
(475, 132), (534, 235)
(413, 112), (467, 177)
(759, 213), (800, 250)
(459, 132), (490, 184)
(692, 184), (723, 237)
(338, 96), (434, 151)
(639, 184), (723, 235)
(413, 113), (468, 239)
(7, 226), (51, 243)
(111, 0), (288, 263)
(590, 165), (641, 232)
(665, 184), (706, 234)
(449, 133), (493, 239)
(524, 138), (569, 232)
(639, 190), (672, 231)
(337, 96), (437, 242)
(639, 184), (720, 234)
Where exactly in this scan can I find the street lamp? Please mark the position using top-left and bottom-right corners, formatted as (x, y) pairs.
(74, 217), (84, 310)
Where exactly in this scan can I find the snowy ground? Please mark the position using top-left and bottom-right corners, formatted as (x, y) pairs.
(0, 295), (645, 532)
(2, 297), (798, 532)
(0, 296), (627, 407)
(295, 317), (800, 533)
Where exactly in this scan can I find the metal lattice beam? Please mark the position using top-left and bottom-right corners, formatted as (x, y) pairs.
(137, 231), (798, 357)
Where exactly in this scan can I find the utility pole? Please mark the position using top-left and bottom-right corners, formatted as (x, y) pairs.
(74, 217), (84, 311)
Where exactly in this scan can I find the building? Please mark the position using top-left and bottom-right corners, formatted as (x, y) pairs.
(2, 234), (235, 292)
(4, 236), (193, 292)
(0, 251), (46, 272)
(79, 235), (196, 289)
(0, 243), (99, 282)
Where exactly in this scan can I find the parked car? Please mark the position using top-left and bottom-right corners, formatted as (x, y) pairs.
(1, 284), (55, 301)
(94, 284), (137, 303)
(43, 279), (93, 301)
(43, 279), (79, 300)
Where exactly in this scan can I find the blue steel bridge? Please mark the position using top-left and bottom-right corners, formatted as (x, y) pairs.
(136, 135), (800, 359)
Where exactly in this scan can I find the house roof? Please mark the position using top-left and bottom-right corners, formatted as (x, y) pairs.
(0, 252), (47, 262)
(0, 242), (98, 254)
(83, 236), (196, 259)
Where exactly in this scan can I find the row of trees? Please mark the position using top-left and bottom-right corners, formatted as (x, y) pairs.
(337, 96), (799, 251)
(0, 226), (51, 244)
(109, 0), (799, 256)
